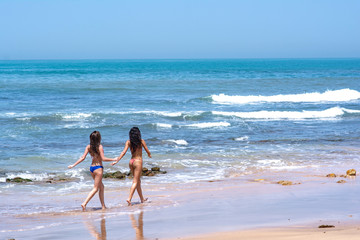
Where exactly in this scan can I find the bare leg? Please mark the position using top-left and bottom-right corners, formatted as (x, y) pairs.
(82, 168), (104, 211)
(99, 181), (106, 210)
(136, 179), (147, 203)
(127, 163), (135, 206)
(127, 161), (143, 205)
(135, 162), (147, 203)
(82, 172), (96, 211)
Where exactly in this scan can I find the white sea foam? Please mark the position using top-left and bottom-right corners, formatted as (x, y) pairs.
(63, 123), (91, 129)
(211, 89), (360, 104)
(269, 165), (307, 170)
(137, 110), (182, 117)
(184, 122), (230, 128)
(2, 112), (29, 118)
(5, 172), (50, 181)
(55, 181), (92, 194)
(213, 107), (359, 120)
(0, 222), (63, 233)
(158, 112), (182, 117)
(342, 108), (360, 113)
(8, 110), (202, 122)
(62, 113), (92, 120)
(165, 139), (189, 145)
(154, 123), (173, 128)
(257, 159), (282, 165)
(235, 136), (249, 141)
(65, 168), (85, 181)
(135, 110), (205, 118)
(16, 117), (31, 121)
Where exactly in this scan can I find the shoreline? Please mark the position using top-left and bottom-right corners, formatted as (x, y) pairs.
(2, 172), (360, 239)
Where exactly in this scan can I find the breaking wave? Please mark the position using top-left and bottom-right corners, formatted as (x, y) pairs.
(211, 89), (360, 105)
(212, 107), (360, 120)
(164, 139), (189, 145)
(183, 122), (231, 128)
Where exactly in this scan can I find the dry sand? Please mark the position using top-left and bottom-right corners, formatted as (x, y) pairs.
(173, 226), (360, 240)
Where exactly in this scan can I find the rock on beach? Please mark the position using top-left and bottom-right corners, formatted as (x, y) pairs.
(277, 180), (293, 186)
(6, 177), (32, 183)
(104, 166), (167, 180)
(142, 167), (167, 176)
(326, 173), (336, 178)
(318, 225), (335, 228)
(103, 171), (127, 180)
(346, 169), (356, 176)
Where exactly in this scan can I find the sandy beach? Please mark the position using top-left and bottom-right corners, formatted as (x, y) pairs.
(1, 0), (360, 236)
(174, 226), (360, 240)
(2, 169), (359, 240)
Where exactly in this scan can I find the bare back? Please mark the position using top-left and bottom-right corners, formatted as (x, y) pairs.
(128, 140), (142, 161)
(88, 145), (105, 166)
(127, 139), (151, 161)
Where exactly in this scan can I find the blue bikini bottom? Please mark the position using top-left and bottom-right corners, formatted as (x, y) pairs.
(90, 165), (103, 173)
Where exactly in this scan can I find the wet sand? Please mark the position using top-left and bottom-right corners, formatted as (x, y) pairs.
(1, 172), (360, 239)
(173, 225), (360, 240)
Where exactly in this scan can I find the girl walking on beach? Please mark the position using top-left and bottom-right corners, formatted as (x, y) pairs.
(68, 131), (113, 211)
(112, 127), (151, 206)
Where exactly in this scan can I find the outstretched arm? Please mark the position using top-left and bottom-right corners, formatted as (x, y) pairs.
(111, 140), (130, 166)
(141, 139), (151, 158)
(68, 145), (89, 169)
(99, 145), (116, 162)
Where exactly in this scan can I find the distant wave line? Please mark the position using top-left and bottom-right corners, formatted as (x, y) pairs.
(153, 122), (231, 129)
(211, 89), (360, 104)
(183, 122), (231, 128)
(5, 110), (206, 120)
(212, 107), (360, 120)
(164, 139), (189, 145)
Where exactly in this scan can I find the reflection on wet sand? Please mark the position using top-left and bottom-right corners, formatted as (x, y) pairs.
(130, 211), (144, 240)
(84, 215), (107, 240)
(82, 211), (145, 239)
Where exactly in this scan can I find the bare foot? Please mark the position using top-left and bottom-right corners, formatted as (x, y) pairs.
(102, 206), (107, 210)
(81, 204), (86, 211)
(141, 198), (148, 203)
(126, 199), (132, 206)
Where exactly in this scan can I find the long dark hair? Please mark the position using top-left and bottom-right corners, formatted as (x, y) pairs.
(89, 131), (101, 156)
(129, 127), (141, 152)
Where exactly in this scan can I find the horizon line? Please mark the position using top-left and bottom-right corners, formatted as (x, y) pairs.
(1, 57), (360, 61)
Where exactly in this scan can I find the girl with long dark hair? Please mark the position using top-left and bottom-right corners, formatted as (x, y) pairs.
(112, 127), (151, 206)
(68, 131), (113, 211)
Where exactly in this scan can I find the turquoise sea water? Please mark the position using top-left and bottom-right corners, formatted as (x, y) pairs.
(0, 59), (360, 215)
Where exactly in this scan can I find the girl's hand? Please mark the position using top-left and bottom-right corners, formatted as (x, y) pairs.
(68, 165), (74, 169)
(111, 161), (118, 166)
(148, 153), (152, 158)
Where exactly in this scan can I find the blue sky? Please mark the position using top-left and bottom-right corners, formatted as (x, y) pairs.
(0, 0), (359, 59)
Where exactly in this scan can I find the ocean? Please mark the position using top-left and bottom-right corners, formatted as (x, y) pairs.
(1, 59), (360, 218)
